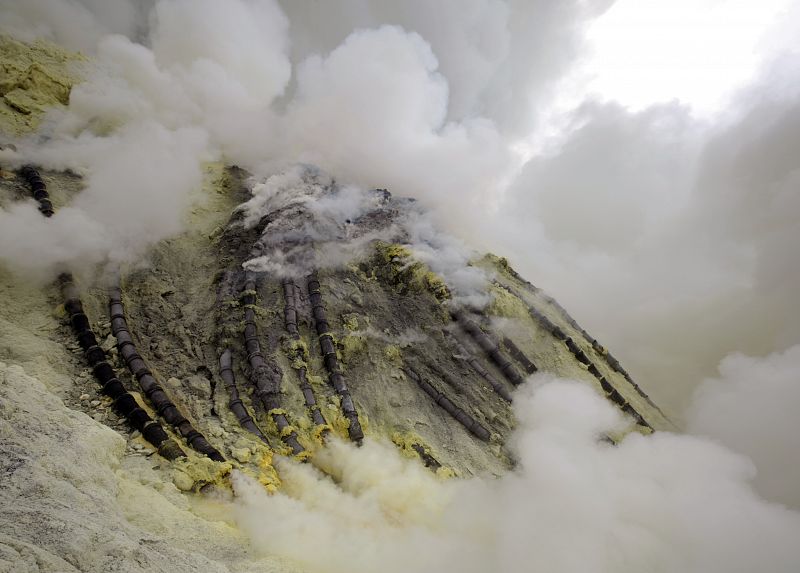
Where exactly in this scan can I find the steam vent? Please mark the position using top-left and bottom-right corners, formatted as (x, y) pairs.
(0, 35), (675, 573)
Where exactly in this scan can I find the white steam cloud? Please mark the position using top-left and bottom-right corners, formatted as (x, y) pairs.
(1, 0), (799, 564)
(232, 379), (800, 573)
(498, 56), (800, 419)
(688, 345), (800, 509)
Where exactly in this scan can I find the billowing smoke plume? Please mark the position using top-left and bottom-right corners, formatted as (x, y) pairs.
(1, 0), (799, 556)
(688, 345), (800, 508)
(498, 54), (800, 419)
(231, 378), (800, 573)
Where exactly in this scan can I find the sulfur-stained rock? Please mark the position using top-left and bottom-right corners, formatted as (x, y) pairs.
(172, 470), (194, 492)
(231, 447), (252, 464)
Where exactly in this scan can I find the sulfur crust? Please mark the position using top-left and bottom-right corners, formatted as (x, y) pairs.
(373, 241), (451, 302)
(0, 35), (83, 136)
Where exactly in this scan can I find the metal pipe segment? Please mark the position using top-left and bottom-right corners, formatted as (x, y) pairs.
(109, 287), (225, 461)
(219, 349), (269, 443)
(241, 274), (305, 455)
(18, 165), (53, 217)
(448, 334), (513, 402)
(403, 366), (490, 441)
(306, 272), (364, 442)
(451, 308), (526, 386)
(281, 278), (328, 429)
(59, 275), (185, 460)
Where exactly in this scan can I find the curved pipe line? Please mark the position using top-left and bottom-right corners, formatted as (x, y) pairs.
(403, 365), (490, 441)
(109, 287), (225, 461)
(451, 308), (527, 386)
(18, 165), (53, 217)
(241, 272), (305, 455)
(306, 272), (364, 442)
(219, 349), (270, 443)
(59, 275), (185, 459)
(19, 169), (182, 460)
(281, 278), (329, 430)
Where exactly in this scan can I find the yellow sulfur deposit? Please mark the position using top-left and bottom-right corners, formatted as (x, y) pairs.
(339, 332), (367, 364)
(373, 241), (451, 302)
(383, 344), (403, 364)
(486, 283), (530, 319)
(253, 448), (281, 493)
(391, 431), (456, 478)
(0, 35), (83, 136)
(283, 337), (310, 369)
(391, 431), (432, 459)
(171, 455), (233, 493)
(312, 422), (333, 443)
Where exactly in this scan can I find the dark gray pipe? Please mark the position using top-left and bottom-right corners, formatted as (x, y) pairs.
(502, 337), (538, 375)
(281, 278), (328, 429)
(18, 165), (53, 217)
(241, 274), (305, 455)
(447, 334), (512, 402)
(410, 442), (442, 471)
(403, 366), (490, 441)
(109, 287), (225, 461)
(306, 272), (364, 442)
(219, 349), (269, 443)
(451, 308), (526, 386)
(59, 275), (184, 460)
(495, 280), (664, 416)
(215, 270), (269, 442)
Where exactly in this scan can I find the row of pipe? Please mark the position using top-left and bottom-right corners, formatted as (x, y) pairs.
(60, 276), (186, 459)
(502, 336), (538, 375)
(241, 272), (305, 455)
(219, 349), (269, 443)
(451, 308), (529, 386)
(447, 333), (513, 402)
(18, 165), (53, 216)
(109, 287), (225, 461)
(215, 270), (269, 442)
(538, 290), (659, 406)
(595, 375), (650, 428)
(403, 365), (491, 441)
(306, 272), (364, 442)
(498, 275), (664, 414)
(563, 333), (651, 429)
(493, 282), (653, 429)
(281, 278), (329, 430)
(19, 167), (184, 460)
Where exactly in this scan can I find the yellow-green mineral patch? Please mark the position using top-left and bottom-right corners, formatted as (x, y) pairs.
(339, 332), (367, 364)
(171, 455), (233, 493)
(383, 344), (403, 365)
(391, 430), (432, 459)
(486, 283), (530, 319)
(0, 35), (83, 136)
(372, 241), (451, 301)
(341, 312), (361, 331)
(283, 337), (310, 369)
(391, 431), (456, 478)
